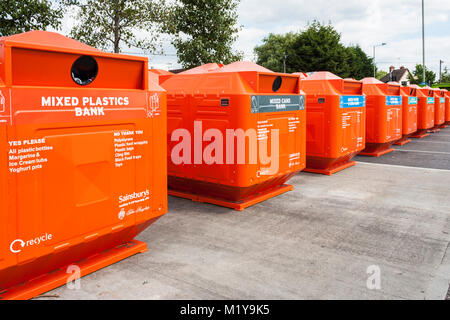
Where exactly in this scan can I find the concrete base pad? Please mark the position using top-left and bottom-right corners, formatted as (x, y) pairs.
(43, 160), (450, 300)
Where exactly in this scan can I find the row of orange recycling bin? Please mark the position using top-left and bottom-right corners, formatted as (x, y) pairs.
(1, 31), (450, 300)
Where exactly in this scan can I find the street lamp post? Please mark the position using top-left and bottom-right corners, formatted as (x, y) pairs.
(422, 0), (426, 85)
(373, 43), (387, 78)
(439, 60), (444, 83)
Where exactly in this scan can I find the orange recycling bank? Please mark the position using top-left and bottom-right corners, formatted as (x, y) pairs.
(432, 88), (447, 129)
(160, 62), (306, 211)
(300, 72), (366, 175)
(0, 31), (167, 300)
(445, 89), (450, 125)
(410, 85), (435, 138)
(394, 85), (418, 146)
(360, 78), (402, 157)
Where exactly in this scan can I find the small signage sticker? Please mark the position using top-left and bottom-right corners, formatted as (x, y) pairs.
(386, 96), (402, 106)
(427, 97), (435, 104)
(408, 97), (418, 105)
(340, 96), (365, 108)
(251, 95), (305, 114)
(440, 98), (445, 104)
(221, 98), (230, 107)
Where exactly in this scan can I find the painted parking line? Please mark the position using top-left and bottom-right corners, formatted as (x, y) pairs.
(393, 149), (450, 155)
(404, 140), (450, 145)
(356, 161), (450, 172)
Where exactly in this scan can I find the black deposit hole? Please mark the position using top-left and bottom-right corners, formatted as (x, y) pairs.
(71, 56), (98, 86)
(272, 76), (282, 92)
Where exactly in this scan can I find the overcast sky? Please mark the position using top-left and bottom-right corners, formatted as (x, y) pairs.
(62, 0), (450, 76)
(233, 0), (450, 76)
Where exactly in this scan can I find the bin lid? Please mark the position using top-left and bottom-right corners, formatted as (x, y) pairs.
(1, 30), (149, 89)
(361, 77), (385, 85)
(292, 72), (308, 79)
(0, 30), (100, 53)
(179, 63), (224, 75)
(149, 69), (173, 75)
(216, 61), (273, 73)
(303, 71), (342, 81)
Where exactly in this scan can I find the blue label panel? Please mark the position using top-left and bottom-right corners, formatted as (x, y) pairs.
(440, 98), (445, 104)
(427, 97), (435, 104)
(339, 95), (366, 108)
(408, 97), (418, 105)
(386, 96), (402, 106)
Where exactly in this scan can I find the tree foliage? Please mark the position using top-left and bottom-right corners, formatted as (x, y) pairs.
(439, 66), (450, 83)
(255, 21), (375, 79)
(409, 64), (436, 85)
(67, 0), (166, 53)
(166, 0), (243, 69)
(376, 70), (388, 80)
(254, 33), (298, 73)
(0, 0), (63, 36)
(346, 45), (375, 80)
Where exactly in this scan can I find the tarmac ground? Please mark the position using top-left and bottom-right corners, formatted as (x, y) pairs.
(44, 127), (450, 300)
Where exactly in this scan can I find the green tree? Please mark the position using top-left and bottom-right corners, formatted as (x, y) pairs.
(254, 32), (299, 73)
(409, 64), (436, 85)
(255, 21), (360, 78)
(346, 45), (375, 80)
(440, 66), (450, 83)
(288, 21), (351, 77)
(68, 0), (166, 53)
(0, 0), (63, 36)
(166, 0), (243, 69)
(376, 70), (388, 80)
(255, 22), (376, 78)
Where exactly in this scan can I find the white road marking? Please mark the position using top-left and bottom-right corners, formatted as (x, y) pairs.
(357, 161), (450, 172)
(394, 149), (450, 155)
(404, 140), (450, 145)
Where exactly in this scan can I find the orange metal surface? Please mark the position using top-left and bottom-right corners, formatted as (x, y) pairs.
(0, 31), (167, 299)
(162, 62), (306, 210)
(300, 72), (366, 175)
(149, 69), (174, 86)
(445, 89), (450, 125)
(410, 85), (435, 138)
(431, 88), (446, 129)
(0, 240), (148, 300)
(359, 78), (402, 157)
(168, 184), (294, 211)
(394, 85), (418, 146)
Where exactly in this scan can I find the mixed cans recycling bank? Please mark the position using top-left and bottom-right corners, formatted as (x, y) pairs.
(160, 62), (306, 211)
(300, 72), (366, 175)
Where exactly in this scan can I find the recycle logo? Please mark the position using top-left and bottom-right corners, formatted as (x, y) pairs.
(10, 239), (25, 253)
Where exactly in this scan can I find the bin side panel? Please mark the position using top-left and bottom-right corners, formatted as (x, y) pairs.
(306, 97), (326, 157)
(1, 87), (163, 290)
